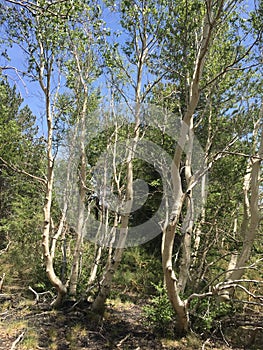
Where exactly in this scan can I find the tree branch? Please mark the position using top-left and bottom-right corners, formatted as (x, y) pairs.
(4, 0), (71, 18)
(28, 286), (53, 303)
(0, 240), (11, 256)
(0, 156), (46, 185)
(203, 32), (262, 89)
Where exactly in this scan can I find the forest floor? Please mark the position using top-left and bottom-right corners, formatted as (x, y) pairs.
(0, 292), (262, 350)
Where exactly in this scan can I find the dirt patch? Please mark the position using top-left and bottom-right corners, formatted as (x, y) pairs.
(1, 296), (261, 350)
(0, 298), (164, 350)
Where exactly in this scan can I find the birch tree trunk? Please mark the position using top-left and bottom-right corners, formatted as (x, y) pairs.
(39, 43), (67, 308)
(161, 1), (224, 333)
(68, 93), (88, 297)
(92, 104), (141, 314)
(91, 1), (159, 314)
(227, 103), (263, 282)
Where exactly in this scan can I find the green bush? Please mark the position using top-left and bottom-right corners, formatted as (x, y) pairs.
(190, 297), (236, 333)
(143, 283), (175, 336)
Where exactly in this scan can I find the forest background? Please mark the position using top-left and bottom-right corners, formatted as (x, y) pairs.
(0, 0), (262, 349)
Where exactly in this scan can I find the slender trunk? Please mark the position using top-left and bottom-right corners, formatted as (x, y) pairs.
(92, 14), (149, 313)
(88, 246), (102, 287)
(162, 3), (218, 333)
(228, 106), (263, 282)
(162, 213), (189, 334)
(69, 94), (88, 297)
(178, 119), (194, 293)
(91, 225), (128, 314)
(190, 98), (211, 287)
(42, 74), (67, 307)
(92, 121), (140, 313)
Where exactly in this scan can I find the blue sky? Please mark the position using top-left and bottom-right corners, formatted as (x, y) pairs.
(0, 1), (124, 137)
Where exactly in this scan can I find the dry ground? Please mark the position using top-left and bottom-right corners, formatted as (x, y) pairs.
(0, 294), (262, 350)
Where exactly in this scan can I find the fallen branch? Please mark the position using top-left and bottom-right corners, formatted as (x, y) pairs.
(232, 299), (263, 307)
(117, 333), (131, 348)
(28, 286), (53, 303)
(221, 313), (263, 328)
(10, 331), (25, 350)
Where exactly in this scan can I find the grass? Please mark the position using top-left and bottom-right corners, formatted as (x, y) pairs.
(65, 323), (89, 350)
(4, 319), (27, 336)
(0, 319), (38, 350)
(161, 333), (203, 349)
(18, 328), (39, 350)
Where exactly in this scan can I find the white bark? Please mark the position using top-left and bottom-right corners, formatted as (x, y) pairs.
(67, 36), (91, 296)
(162, 2), (223, 333)
(68, 99), (88, 297)
(39, 34), (67, 306)
(178, 118), (195, 293)
(228, 104), (263, 282)
(92, 4), (153, 313)
(92, 106), (141, 313)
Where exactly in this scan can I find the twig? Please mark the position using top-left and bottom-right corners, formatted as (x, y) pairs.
(10, 331), (25, 350)
(87, 330), (108, 341)
(23, 311), (54, 319)
(4, 0), (71, 18)
(0, 294), (12, 301)
(116, 333), (131, 347)
(1, 65), (29, 94)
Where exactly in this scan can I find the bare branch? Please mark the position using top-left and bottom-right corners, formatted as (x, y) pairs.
(0, 65), (29, 94)
(187, 291), (213, 304)
(201, 259), (263, 293)
(28, 286), (53, 303)
(0, 156), (46, 185)
(216, 280), (263, 301)
(220, 151), (263, 160)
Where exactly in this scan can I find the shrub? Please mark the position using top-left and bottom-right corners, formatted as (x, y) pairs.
(143, 282), (175, 337)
